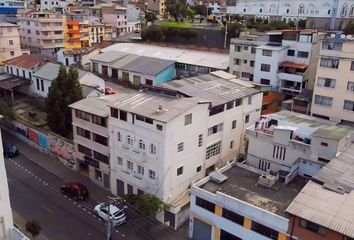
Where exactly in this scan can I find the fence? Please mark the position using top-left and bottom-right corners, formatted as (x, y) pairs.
(2, 119), (77, 171)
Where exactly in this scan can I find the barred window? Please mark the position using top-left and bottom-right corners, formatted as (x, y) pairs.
(206, 141), (221, 159)
(314, 95), (333, 107)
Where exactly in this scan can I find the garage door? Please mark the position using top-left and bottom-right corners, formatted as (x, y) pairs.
(192, 218), (212, 240)
(116, 179), (125, 197)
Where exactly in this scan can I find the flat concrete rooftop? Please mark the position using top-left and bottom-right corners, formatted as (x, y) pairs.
(201, 166), (308, 217)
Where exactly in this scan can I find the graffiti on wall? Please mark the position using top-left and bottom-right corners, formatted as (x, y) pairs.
(48, 135), (75, 165)
(10, 120), (75, 169)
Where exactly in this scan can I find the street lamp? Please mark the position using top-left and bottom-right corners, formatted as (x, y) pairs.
(106, 196), (122, 240)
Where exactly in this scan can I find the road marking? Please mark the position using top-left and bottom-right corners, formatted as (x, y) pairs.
(41, 205), (53, 214)
(121, 234), (125, 238)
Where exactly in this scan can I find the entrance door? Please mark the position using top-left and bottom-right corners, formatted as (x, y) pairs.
(122, 72), (129, 84)
(103, 173), (110, 189)
(102, 65), (108, 77)
(116, 179), (125, 197)
(127, 184), (133, 195)
(111, 68), (118, 81)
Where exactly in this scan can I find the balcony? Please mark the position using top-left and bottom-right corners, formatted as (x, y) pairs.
(121, 144), (147, 162)
(277, 72), (304, 83)
(280, 80), (302, 93)
(278, 61), (307, 83)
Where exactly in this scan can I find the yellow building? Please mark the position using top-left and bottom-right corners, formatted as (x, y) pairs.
(64, 19), (89, 49)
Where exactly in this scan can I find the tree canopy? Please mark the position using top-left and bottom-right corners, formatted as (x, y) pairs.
(145, 11), (157, 23)
(165, 0), (187, 21)
(46, 65), (83, 137)
(26, 219), (41, 239)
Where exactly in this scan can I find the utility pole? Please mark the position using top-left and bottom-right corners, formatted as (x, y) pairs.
(106, 196), (121, 240)
(224, 21), (228, 48)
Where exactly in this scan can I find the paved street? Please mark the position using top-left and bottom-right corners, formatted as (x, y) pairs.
(3, 130), (187, 240)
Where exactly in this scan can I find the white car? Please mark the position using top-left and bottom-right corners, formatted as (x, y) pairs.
(94, 203), (126, 226)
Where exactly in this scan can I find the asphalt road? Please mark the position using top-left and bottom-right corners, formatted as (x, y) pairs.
(5, 152), (149, 240)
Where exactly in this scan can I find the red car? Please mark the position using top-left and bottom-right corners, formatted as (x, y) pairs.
(60, 182), (89, 200)
(105, 87), (116, 95)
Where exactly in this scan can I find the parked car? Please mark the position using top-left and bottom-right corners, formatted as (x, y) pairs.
(60, 182), (89, 200)
(94, 203), (126, 226)
(105, 87), (116, 95)
(3, 144), (18, 158)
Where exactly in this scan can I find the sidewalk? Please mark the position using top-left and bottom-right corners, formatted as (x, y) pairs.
(4, 130), (189, 240)
(12, 210), (49, 240)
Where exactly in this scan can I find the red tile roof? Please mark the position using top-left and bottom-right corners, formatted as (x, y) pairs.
(280, 61), (308, 70)
(4, 55), (53, 69)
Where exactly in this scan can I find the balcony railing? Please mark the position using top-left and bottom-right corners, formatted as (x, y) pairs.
(121, 144), (147, 162)
(277, 72), (304, 83)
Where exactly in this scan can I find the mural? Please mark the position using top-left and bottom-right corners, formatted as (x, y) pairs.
(9, 120), (76, 170)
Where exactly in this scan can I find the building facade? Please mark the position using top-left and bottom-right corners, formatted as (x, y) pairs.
(227, 0), (354, 30)
(311, 36), (354, 126)
(230, 30), (322, 98)
(17, 12), (65, 54)
(0, 22), (27, 63)
(245, 111), (352, 180)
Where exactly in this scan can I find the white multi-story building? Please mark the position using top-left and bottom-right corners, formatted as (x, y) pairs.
(40, 0), (76, 13)
(0, 121), (29, 240)
(230, 30), (323, 97)
(17, 12), (65, 54)
(108, 72), (261, 229)
(228, 0), (354, 30)
(245, 110), (353, 180)
(311, 35), (354, 126)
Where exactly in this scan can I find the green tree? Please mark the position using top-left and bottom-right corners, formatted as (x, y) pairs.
(46, 65), (83, 137)
(190, 5), (207, 16)
(185, 7), (196, 19)
(26, 219), (41, 239)
(136, 194), (165, 216)
(288, 20), (295, 28)
(0, 99), (15, 119)
(298, 19), (306, 29)
(165, 0), (187, 22)
(145, 11), (157, 23)
(344, 23), (354, 34)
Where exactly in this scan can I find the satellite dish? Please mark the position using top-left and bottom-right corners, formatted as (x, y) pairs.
(347, 35), (352, 39)
(341, 34), (346, 38)
(330, 33), (335, 38)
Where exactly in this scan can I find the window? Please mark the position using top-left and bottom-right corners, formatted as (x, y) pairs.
(320, 58), (339, 69)
(251, 47), (256, 54)
(351, 61), (354, 71)
(314, 95), (333, 107)
(78, 144), (92, 156)
(261, 64), (271, 72)
(36, 78), (40, 90)
(127, 161), (133, 171)
(150, 144), (156, 154)
(137, 165), (144, 175)
(232, 120), (237, 129)
(321, 142), (328, 147)
(156, 124), (163, 131)
(177, 166), (183, 176)
(22, 70), (25, 78)
(235, 99), (242, 107)
(136, 115), (153, 124)
(344, 100), (354, 111)
(148, 169), (156, 180)
(220, 230), (242, 240)
(76, 110), (90, 121)
(117, 132), (122, 141)
(245, 114), (250, 123)
(195, 196), (215, 212)
(317, 77), (336, 88)
(287, 49), (295, 56)
(208, 123), (223, 136)
(119, 110), (127, 121)
(92, 115), (107, 127)
(77, 127), (90, 139)
(222, 208), (244, 225)
(347, 81), (354, 91)
(244, 46), (248, 51)
(322, 41), (342, 50)
(299, 219), (326, 235)
(297, 51), (309, 58)
(209, 105), (224, 116)
(272, 145), (286, 160)
(233, 58), (241, 65)
(93, 151), (109, 164)
(206, 141), (221, 159)
(250, 60), (255, 67)
(9, 40), (13, 45)
(230, 140), (234, 149)
(248, 96), (252, 105)
(184, 113), (192, 125)
(198, 134), (203, 147)
(197, 165), (202, 172)
(139, 140), (145, 150)
(40, 80), (44, 91)
(226, 101), (234, 110)
(243, 60), (248, 64)
(117, 156), (123, 166)
(260, 79), (270, 85)
(234, 45), (241, 52)
(127, 135), (133, 145)
(251, 221), (279, 239)
(95, 169), (102, 181)
(262, 49), (272, 56)
(177, 142), (184, 152)
(93, 133), (108, 146)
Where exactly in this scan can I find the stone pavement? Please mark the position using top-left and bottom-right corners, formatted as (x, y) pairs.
(3, 130), (189, 240)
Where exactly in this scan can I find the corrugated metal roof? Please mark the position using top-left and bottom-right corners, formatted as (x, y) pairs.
(90, 51), (128, 63)
(160, 72), (259, 106)
(33, 62), (87, 81)
(286, 181), (354, 238)
(69, 95), (110, 117)
(118, 56), (175, 76)
(110, 54), (139, 69)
